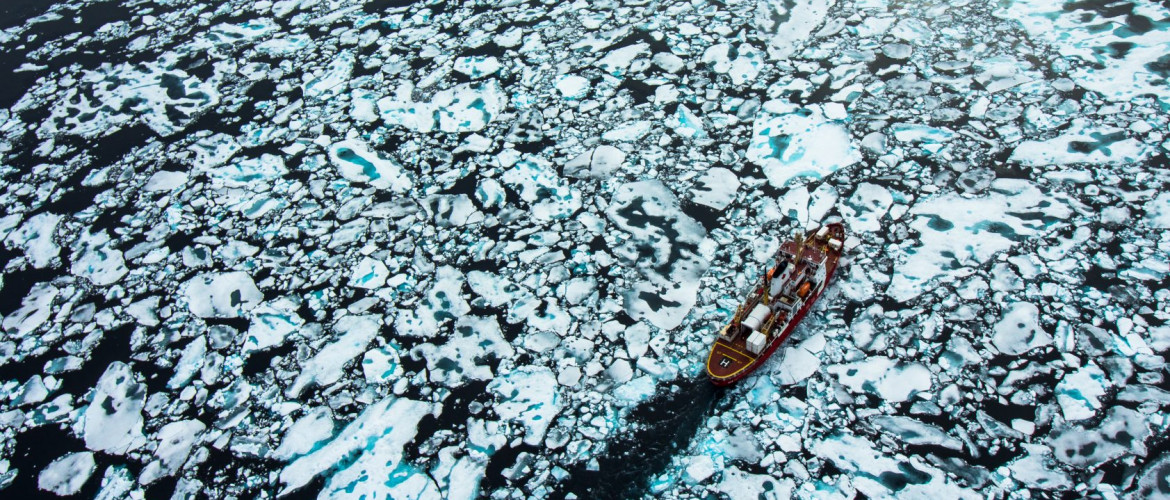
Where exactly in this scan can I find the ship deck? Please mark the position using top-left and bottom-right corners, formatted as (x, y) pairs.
(707, 335), (757, 381)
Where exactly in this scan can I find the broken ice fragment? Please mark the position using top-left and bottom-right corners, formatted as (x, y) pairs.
(564, 145), (626, 180)
(488, 366), (561, 446)
(287, 315), (380, 398)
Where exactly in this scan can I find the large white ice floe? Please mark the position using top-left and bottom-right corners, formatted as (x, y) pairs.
(998, 0), (1170, 106)
(84, 362), (147, 455)
(394, 265), (470, 338)
(991, 302), (1052, 356)
(38, 451), (96, 496)
(502, 157), (581, 220)
(412, 315), (514, 387)
(5, 212), (62, 269)
(827, 356), (932, 403)
(2, 282), (58, 338)
(1010, 119), (1151, 166)
(185, 271), (263, 318)
(288, 314), (380, 397)
(42, 58), (218, 138)
(328, 138), (413, 192)
(812, 433), (977, 498)
(70, 230), (128, 286)
(754, 0), (836, 60)
(747, 102), (860, 188)
(139, 419), (206, 484)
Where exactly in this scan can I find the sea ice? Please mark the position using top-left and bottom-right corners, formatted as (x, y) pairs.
(747, 102), (860, 188)
(70, 230), (128, 286)
(139, 419), (206, 484)
(564, 145), (627, 180)
(379, 79), (505, 133)
(279, 397), (431, 496)
(288, 314), (380, 397)
(243, 298), (303, 354)
(488, 366), (560, 446)
(185, 272), (263, 318)
(328, 139), (412, 192)
(606, 180), (709, 330)
(887, 179), (1071, 301)
(2, 283), (58, 338)
(412, 315), (514, 387)
(38, 452), (95, 496)
(991, 302), (1052, 356)
(1055, 361), (1110, 421)
(274, 407), (335, 460)
(84, 362), (147, 455)
(5, 212), (62, 268)
(827, 356), (932, 403)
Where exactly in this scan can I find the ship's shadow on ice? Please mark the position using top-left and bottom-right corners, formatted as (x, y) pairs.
(553, 376), (726, 499)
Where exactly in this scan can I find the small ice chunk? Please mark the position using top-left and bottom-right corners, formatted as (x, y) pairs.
(38, 452), (96, 496)
(185, 272), (263, 318)
(349, 257), (389, 289)
(555, 75), (590, 99)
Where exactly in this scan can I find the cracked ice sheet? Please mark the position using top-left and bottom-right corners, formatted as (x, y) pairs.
(812, 433), (977, 499)
(998, 0), (1170, 106)
(827, 356), (932, 403)
(488, 366), (561, 446)
(755, 0), (836, 60)
(1010, 118), (1152, 166)
(887, 178), (1072, 302)
(606, 180), (711, 330)
(279, 396), (433, 497)
(747, 102), (860, 188)
(378, 79), (505, 133)
(41, 56), (218, 138)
